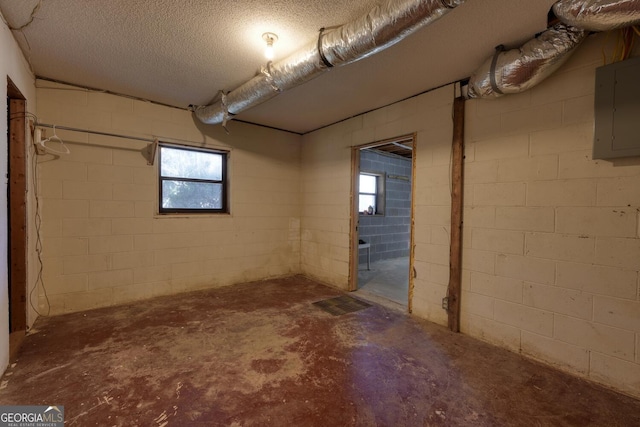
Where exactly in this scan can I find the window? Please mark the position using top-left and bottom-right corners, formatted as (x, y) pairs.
(359, 172), (385, 215)
(159, 144), (228, 213)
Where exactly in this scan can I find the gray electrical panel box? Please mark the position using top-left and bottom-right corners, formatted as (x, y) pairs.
(593, 56), (640, 160)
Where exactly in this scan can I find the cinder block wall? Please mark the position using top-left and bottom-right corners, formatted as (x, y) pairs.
(302, 33), (640, 398)
(461, 35), (640, 398)
(358, 150), (412, 264)
(301, 84), (454, 326)
(35, 81), (302, 314)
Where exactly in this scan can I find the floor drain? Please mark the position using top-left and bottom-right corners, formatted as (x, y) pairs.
(313, 295), (371, 316)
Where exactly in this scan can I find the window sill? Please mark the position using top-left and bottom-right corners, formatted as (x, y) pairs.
(154, 212), (232, 219)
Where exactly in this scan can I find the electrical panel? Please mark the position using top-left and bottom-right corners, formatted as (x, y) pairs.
(593, 56), (640, 160)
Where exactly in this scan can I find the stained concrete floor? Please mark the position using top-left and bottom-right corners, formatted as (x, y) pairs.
(2, 276), (640, 426)
(357, 256), (409, 305)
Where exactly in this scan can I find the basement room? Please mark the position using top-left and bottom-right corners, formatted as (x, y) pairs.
(1, 0), (640, 425)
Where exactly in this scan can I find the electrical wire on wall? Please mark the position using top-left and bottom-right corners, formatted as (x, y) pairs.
(9, 111), (53, 317)
(30, 124), (52, 318)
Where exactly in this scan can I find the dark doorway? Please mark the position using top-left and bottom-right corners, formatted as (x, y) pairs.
(350, 134), (415, 309)
(7, 77), (28, 359)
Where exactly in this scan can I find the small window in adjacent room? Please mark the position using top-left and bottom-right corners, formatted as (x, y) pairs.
(359, 172), (385, 215)
(158, 144), (228, 213)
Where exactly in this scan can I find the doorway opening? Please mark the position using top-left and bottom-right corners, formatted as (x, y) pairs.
(7, 78), (28, 360)
(349, 134), (415, 309)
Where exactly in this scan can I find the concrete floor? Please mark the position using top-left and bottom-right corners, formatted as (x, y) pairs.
(2, 276), (639, 426)
(357, 256), (409, 305)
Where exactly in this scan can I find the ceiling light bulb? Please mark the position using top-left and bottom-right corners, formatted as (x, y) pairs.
(265, 43), (275, 60)
(262, 32), (278, 61)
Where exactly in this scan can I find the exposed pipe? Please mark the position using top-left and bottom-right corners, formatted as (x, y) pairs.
(467, 23), (587, 99)
(195, 0), (465, 126)
(468, 1), (640, 100)
(553, 0), (640, 32)
(393, 141), (413, 150)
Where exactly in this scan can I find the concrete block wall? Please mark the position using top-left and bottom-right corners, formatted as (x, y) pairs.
(300, 119), (358, 286)
(35, 81), (302, 314)
(302, 33), (640, 398)
(358, 149), (412, 264)
(301, 84), (454, 328)
(461, 34), (640, 398)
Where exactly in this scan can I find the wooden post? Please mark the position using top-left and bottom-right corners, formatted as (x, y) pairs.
(348, 147), (360, 292)
(447, 97), (465, 332)
(407, 133), (417, 314)
(9, 97), (28, 332)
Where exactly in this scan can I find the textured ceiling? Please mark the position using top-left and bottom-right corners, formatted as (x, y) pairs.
(0, 0), (557, 134)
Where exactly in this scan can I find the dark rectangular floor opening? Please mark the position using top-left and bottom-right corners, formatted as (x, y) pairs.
(312, 295), (371, 316)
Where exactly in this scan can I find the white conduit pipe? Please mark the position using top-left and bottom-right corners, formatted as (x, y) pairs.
(194, 0), (465, 126)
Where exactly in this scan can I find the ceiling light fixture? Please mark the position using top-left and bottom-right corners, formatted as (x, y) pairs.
(262, 32), (278, 60)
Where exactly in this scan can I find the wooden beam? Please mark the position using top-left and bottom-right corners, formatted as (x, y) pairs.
(7, 77), (25, 99)
(348, 147), (360, 292)
(408, 133), (417, 314)
(447, 97), (465, 332)
(9, 98), (28, 332)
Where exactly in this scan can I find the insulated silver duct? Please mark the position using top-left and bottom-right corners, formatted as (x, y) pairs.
(195, 0), (465, 126)
(467, 23), (587, 99)
(553, 0), (640, 32)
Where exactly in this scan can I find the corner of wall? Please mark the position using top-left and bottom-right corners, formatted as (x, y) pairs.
(1, 10), (38, 375)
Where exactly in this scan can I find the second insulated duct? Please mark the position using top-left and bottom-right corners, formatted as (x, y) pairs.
(468, 0), (640, 99)
(195, 0), (465, 126)
(467, 23), (587, 99)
